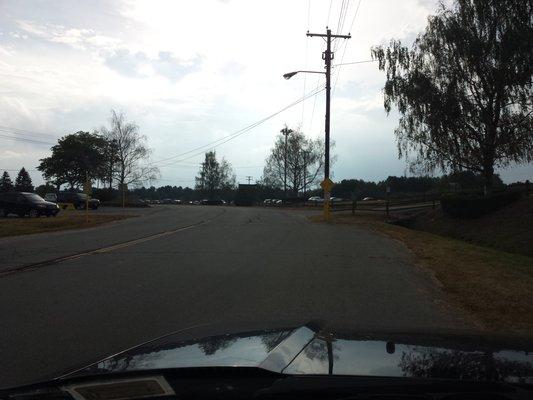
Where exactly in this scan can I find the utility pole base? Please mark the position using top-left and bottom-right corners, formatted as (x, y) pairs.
(323, 191), (331, 221)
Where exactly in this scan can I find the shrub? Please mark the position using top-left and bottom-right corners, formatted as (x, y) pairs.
(441, 190), (522, 218)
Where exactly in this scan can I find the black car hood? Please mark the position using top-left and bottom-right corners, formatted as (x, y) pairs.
(61, 323), (533, 384)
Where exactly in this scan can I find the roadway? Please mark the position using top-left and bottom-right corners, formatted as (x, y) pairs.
(0, 205), (474, 388)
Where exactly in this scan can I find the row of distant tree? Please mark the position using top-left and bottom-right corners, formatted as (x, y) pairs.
(0, 168), (34, 193)
(123, 171), (511, 203)
(190, 125), (326, 199)
(329, 172), (507, 200)
(0, 163), (520, 203)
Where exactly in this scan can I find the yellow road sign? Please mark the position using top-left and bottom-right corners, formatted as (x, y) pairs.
(320, 178), (334, 192)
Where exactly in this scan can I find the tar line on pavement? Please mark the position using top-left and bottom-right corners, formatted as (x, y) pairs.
(0, 209), (226, 277)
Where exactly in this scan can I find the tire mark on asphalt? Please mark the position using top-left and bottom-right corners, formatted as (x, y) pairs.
(0, 209), (226, 277)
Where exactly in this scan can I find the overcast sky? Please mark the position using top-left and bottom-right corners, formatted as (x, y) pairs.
(1, 0), (531, 187)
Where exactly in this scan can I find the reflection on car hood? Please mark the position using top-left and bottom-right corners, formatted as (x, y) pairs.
(63, 323), (533, 384)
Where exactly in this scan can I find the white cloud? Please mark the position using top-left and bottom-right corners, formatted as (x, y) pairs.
(0, 0), (529, 186)
(16, 19), (120, 51)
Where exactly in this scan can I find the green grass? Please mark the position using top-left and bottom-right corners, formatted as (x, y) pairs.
(0, 213), (133, 238)
(408, 197), (533, 256)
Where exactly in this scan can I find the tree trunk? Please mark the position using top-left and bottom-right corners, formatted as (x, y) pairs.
(108, 163), (113, 190)
(482, 163), (494, 195)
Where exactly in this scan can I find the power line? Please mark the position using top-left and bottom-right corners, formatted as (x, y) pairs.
(156, 87), (324, 169)
(308, 75), (322, 136)
(301, 0), (311, 129)
(333, 59), (375, 67)
(0, 168), (40, 172)
(339, 0), (350, 33)
(159, 164), (264, 170)
(334, 0), (350, 51)
(0, 133), (55, 146)
(332, 0), (363, 95)
(151, 85), (325, 168)
(0, 125), (58, 139)
(346, 0), (363, 35)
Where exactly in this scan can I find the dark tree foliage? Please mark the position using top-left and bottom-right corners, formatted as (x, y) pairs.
(34, 183), (57, 197)
(195, 151), (236, 198)
(0, 171), (13, 192)
(371, 0), (533, 189)
(132, 185), (196, 201)
(440, 170), (504, 191)
(14, 167), (33, 192)
(38, 131), (109, 189)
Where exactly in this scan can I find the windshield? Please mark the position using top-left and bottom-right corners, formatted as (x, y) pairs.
(22, 193), (45, 202)
(0, 0), (531, 392)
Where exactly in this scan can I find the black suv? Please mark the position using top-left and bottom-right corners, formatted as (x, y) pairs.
(56, 192), (100, 209)
(0, 192), (60, 217)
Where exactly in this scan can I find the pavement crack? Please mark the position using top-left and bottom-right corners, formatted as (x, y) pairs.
(0, 209), (226, 277)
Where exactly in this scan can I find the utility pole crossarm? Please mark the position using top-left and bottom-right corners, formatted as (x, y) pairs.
(306, 31), (351, 39)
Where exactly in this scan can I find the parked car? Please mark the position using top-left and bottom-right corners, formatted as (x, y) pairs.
(263, 199), (272, 205)
(330, 196), (343, 203)
(362, 197), (376, 201)
(56, 192), (100, 209)
(0, 192), (60, 217)
(275, 199), (283, 205)
(44, 192), (57, 202)
(203, 199), (225, 205)
(173, 199), (182, 205)
(307, 196), (324, 204)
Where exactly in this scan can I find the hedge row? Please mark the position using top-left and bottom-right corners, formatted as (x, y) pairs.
(441, 190), (522, 218)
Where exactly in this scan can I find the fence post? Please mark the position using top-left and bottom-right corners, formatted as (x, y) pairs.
(352, 199), (356, 215)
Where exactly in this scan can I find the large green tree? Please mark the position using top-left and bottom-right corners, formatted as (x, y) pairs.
(195, 151), (236, 197)
(0, 171), (14, 192)
(371, 0), (532, 190)
(14, 167), (33, 192)
(38, 131), (109, 189)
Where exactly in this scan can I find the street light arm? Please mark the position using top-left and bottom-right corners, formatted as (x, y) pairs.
(283, 70), (326, 80)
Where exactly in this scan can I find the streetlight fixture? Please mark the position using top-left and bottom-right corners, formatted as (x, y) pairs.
(283, 70), (325, 80)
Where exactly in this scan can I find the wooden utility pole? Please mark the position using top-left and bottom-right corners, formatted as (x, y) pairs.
(307, 28), (350, 219)
(280, 126), (292, 199)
